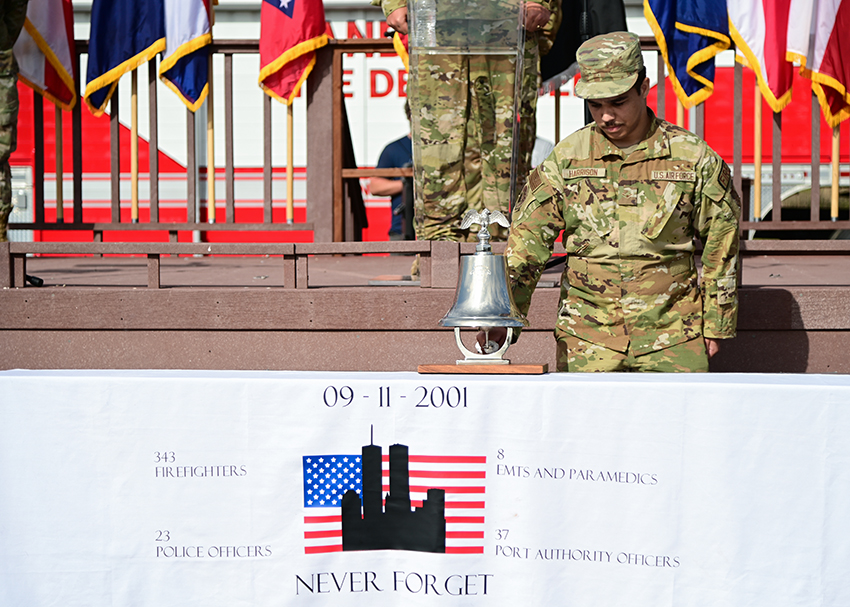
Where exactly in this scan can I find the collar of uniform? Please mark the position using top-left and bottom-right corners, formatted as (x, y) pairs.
(590, 109), (670, 162)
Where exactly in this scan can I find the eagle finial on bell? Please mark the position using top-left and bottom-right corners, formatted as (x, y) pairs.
(460, 208), (511, 253)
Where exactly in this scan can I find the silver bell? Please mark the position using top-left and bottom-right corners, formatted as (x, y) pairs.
(438, 209), (527, 365)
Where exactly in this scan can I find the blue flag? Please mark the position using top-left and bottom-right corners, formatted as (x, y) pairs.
(644, 0), (730, 108)
(159, 0), (213, 112)
(84, 0), (166, 116)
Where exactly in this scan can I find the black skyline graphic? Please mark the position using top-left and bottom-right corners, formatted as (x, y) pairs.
(341, 438), (446, 553)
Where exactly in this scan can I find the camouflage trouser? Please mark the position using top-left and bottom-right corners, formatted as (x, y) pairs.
(408, 40), (539, 242)
(556, 333), (709, 373)
(0, 50), (19, 242)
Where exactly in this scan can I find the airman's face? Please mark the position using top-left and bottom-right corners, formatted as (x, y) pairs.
(586, 78), (651, 148)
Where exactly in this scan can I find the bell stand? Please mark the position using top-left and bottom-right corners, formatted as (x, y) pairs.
(419, 214), (548, 375)
(419, 327), (548, 373)
(419, 325), (548, 373)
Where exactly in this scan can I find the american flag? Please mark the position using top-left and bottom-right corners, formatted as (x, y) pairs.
(302, 453), (486, 555)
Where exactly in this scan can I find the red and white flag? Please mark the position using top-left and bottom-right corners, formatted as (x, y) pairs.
(13, 0), (77, 110)
(786, 0), (850, 126)
(258, 0), (329, 104)
(728, 0), (795, 112)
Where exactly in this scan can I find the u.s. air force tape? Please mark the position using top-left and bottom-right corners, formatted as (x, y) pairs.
(652, 170), (696, 182)
(564, 168), (606, 179)
(718, 163), (732, 190)
(528, 169), (543, 191)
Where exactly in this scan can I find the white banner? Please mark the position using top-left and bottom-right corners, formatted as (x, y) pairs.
(2, 370), (850, 606)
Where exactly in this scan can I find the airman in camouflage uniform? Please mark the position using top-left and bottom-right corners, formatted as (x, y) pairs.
(373, 0), (553, 243)
(1, 0), (29, 242)
(505, 32), (740, 372)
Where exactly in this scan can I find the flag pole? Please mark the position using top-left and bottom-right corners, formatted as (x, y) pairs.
(287, 102), (294, 224)
(676, 99), (684, 128)
(554, 89), (561, 143)
(753, 86), (762, 222)
(55, 106), (64, 223)
(207, 52), (216, 223)
(831, 126), (839, 222)
(131, 69), (140, 223)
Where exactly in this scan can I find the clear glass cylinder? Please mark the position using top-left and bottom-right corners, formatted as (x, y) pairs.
(407, 0), (527, 240)
(408, 0), (524, 55)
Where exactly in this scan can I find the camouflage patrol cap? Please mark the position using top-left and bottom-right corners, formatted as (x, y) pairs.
(575, 32), (644, 100)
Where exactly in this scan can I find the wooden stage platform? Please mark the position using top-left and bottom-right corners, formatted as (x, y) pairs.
(2, 251), (849, 374)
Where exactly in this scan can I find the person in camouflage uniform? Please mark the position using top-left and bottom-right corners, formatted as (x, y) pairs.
(373, 0), (554, 244)
(495, 32), (740, 372)
(0, 0), (29, 242)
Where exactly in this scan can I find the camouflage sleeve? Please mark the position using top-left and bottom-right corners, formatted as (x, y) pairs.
(505, 165), (566, 339)
(538, 0), (562, 56)
(372, 0), (406, 18)
(695, 150), (741, 340)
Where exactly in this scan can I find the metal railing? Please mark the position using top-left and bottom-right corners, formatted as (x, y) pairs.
(8, 37), (847, 243)
(12, 40), (321, 241)
(4, 239), (850, 291)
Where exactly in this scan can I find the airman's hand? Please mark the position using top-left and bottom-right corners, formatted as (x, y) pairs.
(523, 2), (551, 32)
(387, 7), (409, 35)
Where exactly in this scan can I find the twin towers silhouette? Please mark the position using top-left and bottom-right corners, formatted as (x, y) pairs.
(341, 432), (446, 553)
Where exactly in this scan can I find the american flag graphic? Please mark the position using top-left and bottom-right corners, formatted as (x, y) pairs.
(302, 452), (486, 554)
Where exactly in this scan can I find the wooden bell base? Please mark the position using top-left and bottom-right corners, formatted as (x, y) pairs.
(417, 363), (548, 375)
